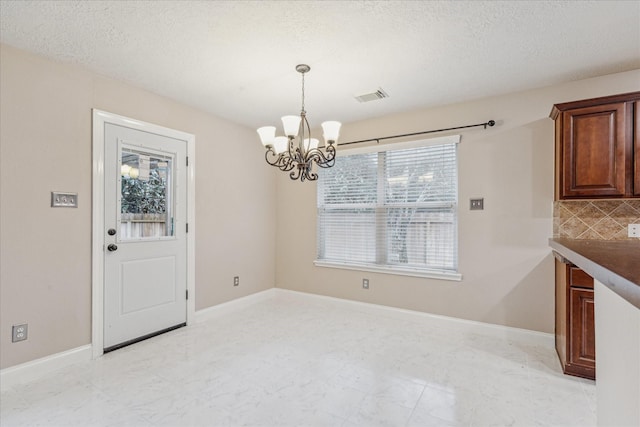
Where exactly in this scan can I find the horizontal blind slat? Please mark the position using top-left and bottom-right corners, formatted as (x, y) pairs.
(318, 142), (458, 273)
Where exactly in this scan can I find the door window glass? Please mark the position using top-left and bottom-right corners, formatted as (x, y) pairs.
(119, 147), (174, 240)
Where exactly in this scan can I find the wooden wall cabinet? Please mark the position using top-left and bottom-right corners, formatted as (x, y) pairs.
(551, 91), (640, 199)
(635, 101), (640, 197)
(555, 258), (596, 380)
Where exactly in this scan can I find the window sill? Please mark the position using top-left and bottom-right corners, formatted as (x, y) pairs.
(313, 260), (462, 281)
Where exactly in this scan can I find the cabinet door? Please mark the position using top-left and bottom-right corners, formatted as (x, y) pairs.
(634, 101), (639, 196)
(568, 287), (596, 378)
(561, 102), (630, 198)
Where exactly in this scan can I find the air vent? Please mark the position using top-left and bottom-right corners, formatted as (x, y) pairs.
(354, 88), (389, 103)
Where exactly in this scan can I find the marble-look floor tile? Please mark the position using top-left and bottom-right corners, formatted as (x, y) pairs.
(1, 290), (595, 427)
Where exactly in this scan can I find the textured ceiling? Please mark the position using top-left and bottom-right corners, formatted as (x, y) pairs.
(1, 1), (639, 130)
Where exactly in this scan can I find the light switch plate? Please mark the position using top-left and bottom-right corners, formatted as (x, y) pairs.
(51, 192), (78, 208)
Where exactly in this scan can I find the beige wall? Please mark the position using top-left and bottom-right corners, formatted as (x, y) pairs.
(276, 69), (640, 334)
(0, 44), (277, 369)
(1, 41), (638, 370)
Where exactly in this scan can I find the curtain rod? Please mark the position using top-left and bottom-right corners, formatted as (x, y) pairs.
(338, 120), (496, 147)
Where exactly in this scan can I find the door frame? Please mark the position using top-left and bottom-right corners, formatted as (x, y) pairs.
(91, 109), (196, 359)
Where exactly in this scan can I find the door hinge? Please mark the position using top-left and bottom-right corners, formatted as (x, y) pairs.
(186, 223), (189, 233)
(186, 290), (189, 300)
(186, 156), (189, 166)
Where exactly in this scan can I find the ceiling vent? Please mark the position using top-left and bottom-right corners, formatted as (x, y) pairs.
(354, 88), (389, 103)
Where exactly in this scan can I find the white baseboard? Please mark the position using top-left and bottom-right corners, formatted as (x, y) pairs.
(272, 288), (555, 346)
(0, 344), (92, 392)
(195, 288), (277, 323)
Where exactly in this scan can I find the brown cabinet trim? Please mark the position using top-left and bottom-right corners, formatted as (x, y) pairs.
(569, 266), (594, 289)
(550, 91), (640, 119)
(635, 101), (640, 196)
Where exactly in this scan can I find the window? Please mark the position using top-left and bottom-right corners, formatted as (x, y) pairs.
(119, 146), (175, 240)
(316, 135), (460, 280)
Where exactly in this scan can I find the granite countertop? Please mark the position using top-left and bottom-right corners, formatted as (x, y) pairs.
(549, 238), (640, 309)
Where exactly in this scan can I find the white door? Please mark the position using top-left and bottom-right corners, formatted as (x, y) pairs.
(103, 122), (187, 350)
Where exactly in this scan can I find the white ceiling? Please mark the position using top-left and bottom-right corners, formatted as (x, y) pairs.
(1, 1), (639, 130)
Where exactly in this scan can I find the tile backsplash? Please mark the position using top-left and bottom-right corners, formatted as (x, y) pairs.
(553, 199), (640, 240)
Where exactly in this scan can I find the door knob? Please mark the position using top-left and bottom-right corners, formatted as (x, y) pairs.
(107, 244), (118, 252)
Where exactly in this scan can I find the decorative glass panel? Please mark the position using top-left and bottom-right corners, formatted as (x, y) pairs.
(119, 147), (174, 240)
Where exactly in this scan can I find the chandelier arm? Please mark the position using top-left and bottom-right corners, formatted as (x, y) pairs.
(305, 144), (336, 166)
(304, 114), (311, 149)
(279, 155), (296, 172)
(323, 147), (337, 167)
(265, 148), (284, 166)
(317, 157), (336, 169)
(294, 165), (315, 182)
(264, 148), (279, 166)
(304, 151), (324, 166)
(265, 149), (296, 171)
(289, 167), (302, 181)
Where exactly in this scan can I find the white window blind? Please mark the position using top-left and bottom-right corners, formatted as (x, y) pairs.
(316, 136), (459, 279)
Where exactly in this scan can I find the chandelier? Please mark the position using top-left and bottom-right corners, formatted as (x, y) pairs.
(257, 64), (341, 182)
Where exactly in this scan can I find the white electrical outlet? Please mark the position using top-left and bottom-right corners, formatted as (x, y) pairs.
(628, 224), (640, 238)
(12, 324), (28, 342)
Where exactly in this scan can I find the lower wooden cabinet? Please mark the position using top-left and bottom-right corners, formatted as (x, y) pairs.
(555, 258), (596, 380)
(569, 287), (596, 375)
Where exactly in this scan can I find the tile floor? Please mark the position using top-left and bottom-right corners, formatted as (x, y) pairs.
(1, 290), (596, 427)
